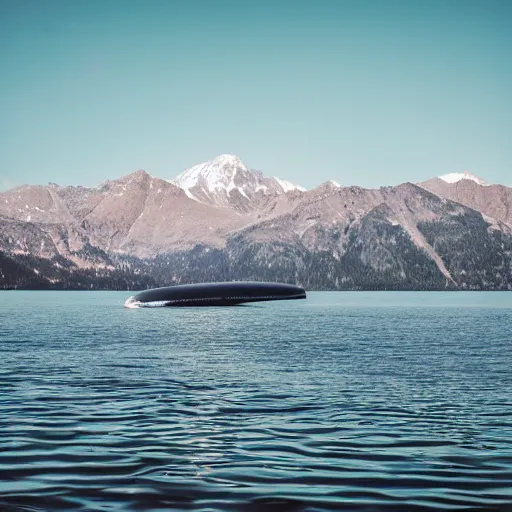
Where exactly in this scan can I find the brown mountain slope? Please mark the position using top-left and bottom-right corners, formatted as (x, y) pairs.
(0, 170), (250, 260)
(229, 182), (467, 282)
(418, 177), (512, 226)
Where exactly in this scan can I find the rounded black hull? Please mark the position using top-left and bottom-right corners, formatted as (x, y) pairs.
(124, 281), (306, 308)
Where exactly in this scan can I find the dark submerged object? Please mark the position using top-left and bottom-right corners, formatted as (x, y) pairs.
(125, 281), (306, 307)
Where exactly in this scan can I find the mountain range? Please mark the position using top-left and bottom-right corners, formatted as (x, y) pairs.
(1, 154), (511, 290)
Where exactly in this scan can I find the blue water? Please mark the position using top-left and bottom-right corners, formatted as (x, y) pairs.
(0, 291), (511, 511)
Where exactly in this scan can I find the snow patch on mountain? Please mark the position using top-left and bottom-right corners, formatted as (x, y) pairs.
(175, 154), (245, 192)
(439, 172), (490, 186)
(275, 177), (307, 193)
(182, 187), (197, 200)
(173, 154), (306, 206)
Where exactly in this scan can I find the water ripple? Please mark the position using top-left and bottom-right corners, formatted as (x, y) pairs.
(1, 291), (512, 511)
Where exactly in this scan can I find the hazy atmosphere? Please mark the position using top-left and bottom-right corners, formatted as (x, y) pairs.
(1, 0), (511, 190)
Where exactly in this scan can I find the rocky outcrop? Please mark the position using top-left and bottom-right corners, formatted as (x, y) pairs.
(419, 177), (512, 227)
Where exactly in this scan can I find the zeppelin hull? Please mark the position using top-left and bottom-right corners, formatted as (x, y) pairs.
(124, 281), (306, 308)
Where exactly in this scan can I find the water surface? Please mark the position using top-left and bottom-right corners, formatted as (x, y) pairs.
(1, 291), (511, 511)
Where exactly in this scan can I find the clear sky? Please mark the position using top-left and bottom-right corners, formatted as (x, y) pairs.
(1, 0), (511, 191)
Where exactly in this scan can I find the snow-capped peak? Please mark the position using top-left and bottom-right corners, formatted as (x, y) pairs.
(275, 177), (307, 193)
(439, 172), (490, 186)
(175, 154), (247, 192)
(172, 155), (306, 208)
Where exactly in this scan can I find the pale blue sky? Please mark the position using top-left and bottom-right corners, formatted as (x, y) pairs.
(1, 0), (511, 191)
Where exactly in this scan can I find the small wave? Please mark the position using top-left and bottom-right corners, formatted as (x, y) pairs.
(123, 296), (169, 308)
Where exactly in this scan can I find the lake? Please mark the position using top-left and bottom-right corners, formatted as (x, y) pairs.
(0, 291), (511, 511)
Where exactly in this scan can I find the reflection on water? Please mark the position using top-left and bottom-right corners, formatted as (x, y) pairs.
(1, 291), (511, 511)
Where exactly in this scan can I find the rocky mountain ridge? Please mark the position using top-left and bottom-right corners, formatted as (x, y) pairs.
(1, 156), (511, 290)
(172, 154), (306, 212)
(419, 175), (512, 226)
